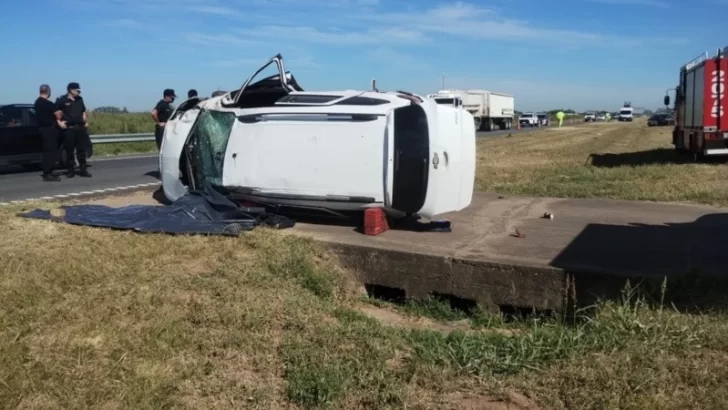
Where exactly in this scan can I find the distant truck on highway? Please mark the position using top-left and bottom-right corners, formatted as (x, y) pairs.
(666, 45), (728, 158)
(428, 89), (514, 132)
(618, 102), (634, 122)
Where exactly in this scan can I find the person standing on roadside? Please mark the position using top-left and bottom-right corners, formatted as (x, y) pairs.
(151, 89), (176, 150)
(55, 82), (91, 178)
(34, 84), (63, 182)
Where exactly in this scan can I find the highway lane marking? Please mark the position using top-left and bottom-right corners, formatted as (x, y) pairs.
(0, 182), (161, 207)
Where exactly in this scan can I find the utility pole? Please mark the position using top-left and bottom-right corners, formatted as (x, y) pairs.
(442, 73), (446, 89)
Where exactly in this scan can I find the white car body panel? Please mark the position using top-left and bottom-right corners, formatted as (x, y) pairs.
(160, 54), (476, 220)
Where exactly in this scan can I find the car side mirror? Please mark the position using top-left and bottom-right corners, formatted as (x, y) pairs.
(664, 95), (670, 106)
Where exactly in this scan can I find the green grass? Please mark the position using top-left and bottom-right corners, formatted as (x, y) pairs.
(2, 199), (728, 409)
(476, 120), (728, 207)
(87, 112), (154, 135)
(84, 112), (157, 156)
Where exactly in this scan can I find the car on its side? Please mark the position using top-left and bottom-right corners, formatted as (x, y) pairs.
(160, 54), (476, 220)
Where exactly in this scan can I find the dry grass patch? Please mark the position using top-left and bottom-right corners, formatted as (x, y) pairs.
(2, 201), (728, 409)
(476, 120), (728, 206)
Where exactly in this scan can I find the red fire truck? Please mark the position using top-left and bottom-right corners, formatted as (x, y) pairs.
(666, 46), (728, 158)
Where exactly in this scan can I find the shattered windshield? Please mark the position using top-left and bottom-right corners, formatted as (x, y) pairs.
(188, 109), (236, 189)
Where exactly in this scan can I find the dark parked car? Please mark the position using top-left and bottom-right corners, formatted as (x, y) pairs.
(0, 103), (92, 170)
(647, 113), (674, 127)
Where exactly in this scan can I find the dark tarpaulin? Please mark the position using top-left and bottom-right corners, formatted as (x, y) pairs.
(18, 183), (295, 236)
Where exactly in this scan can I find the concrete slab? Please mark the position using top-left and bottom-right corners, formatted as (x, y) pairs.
(69, 189), (728, 312)
(283, 193), (728, 311)
(288, 193), (727, 278)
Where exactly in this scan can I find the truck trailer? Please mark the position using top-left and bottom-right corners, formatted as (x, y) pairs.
(666, 45), (728, 158)
(427, 89), (515, 132)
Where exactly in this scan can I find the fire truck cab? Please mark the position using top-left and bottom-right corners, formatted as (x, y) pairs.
(667, 45), (728, 158)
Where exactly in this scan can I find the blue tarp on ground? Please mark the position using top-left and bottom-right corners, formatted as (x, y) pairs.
(18, 184), (294, 236)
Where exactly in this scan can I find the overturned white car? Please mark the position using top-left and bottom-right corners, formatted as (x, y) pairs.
(160, 54), (476, 219)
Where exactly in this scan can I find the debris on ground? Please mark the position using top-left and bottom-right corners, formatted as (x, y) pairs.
(511, 228), (526, 238)
(18, 183), (294, 236)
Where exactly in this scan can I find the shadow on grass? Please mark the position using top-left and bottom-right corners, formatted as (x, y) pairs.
(588, 148), (728, 168)
(552, 213), (728, 313)
(587, 148), (691, 167)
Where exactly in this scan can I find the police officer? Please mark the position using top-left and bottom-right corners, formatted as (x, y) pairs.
(187, 88), (201, 105)
(151, 89), (176, 150)
(56, 82), (91, 178)
(33, 84), (63, 182)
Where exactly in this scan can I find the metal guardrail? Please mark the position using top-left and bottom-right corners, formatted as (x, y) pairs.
(89, 133), (155, 144)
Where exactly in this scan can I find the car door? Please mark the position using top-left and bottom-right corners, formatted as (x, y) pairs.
(160, 101), (202, 200)
(0, 105), (42, 159)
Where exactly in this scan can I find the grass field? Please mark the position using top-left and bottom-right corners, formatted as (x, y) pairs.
(476, 120), (728, 207)
(86, 112), (158, 156)
(2, 198), (728, 409)
(87, 112), (154, 135)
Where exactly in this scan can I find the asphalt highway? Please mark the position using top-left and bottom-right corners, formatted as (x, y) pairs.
(0, 154), (161, 204)
(0, 125), (557, 204)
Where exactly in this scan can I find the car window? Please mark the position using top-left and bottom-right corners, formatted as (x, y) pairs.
(0, 106), (22, 127)
(0, 106), (36, 127)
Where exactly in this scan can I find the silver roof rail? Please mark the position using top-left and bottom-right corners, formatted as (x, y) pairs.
(683, 52), (709, 70)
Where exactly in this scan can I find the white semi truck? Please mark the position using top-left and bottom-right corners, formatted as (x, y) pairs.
(427, 89), (515, 131)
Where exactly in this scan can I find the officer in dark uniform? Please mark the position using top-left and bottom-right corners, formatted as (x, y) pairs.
(56, 82), (91, 178)
(33, 84), (62, 182)
(151, 89), (176, 150)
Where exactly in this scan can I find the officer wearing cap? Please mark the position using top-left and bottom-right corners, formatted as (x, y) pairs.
(55, 82), (91, 178)
(187, 88), (201, 105)
(151, 89), (176, 150)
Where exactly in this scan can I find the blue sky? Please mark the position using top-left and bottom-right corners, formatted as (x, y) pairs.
(2, 0), (726, 112)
